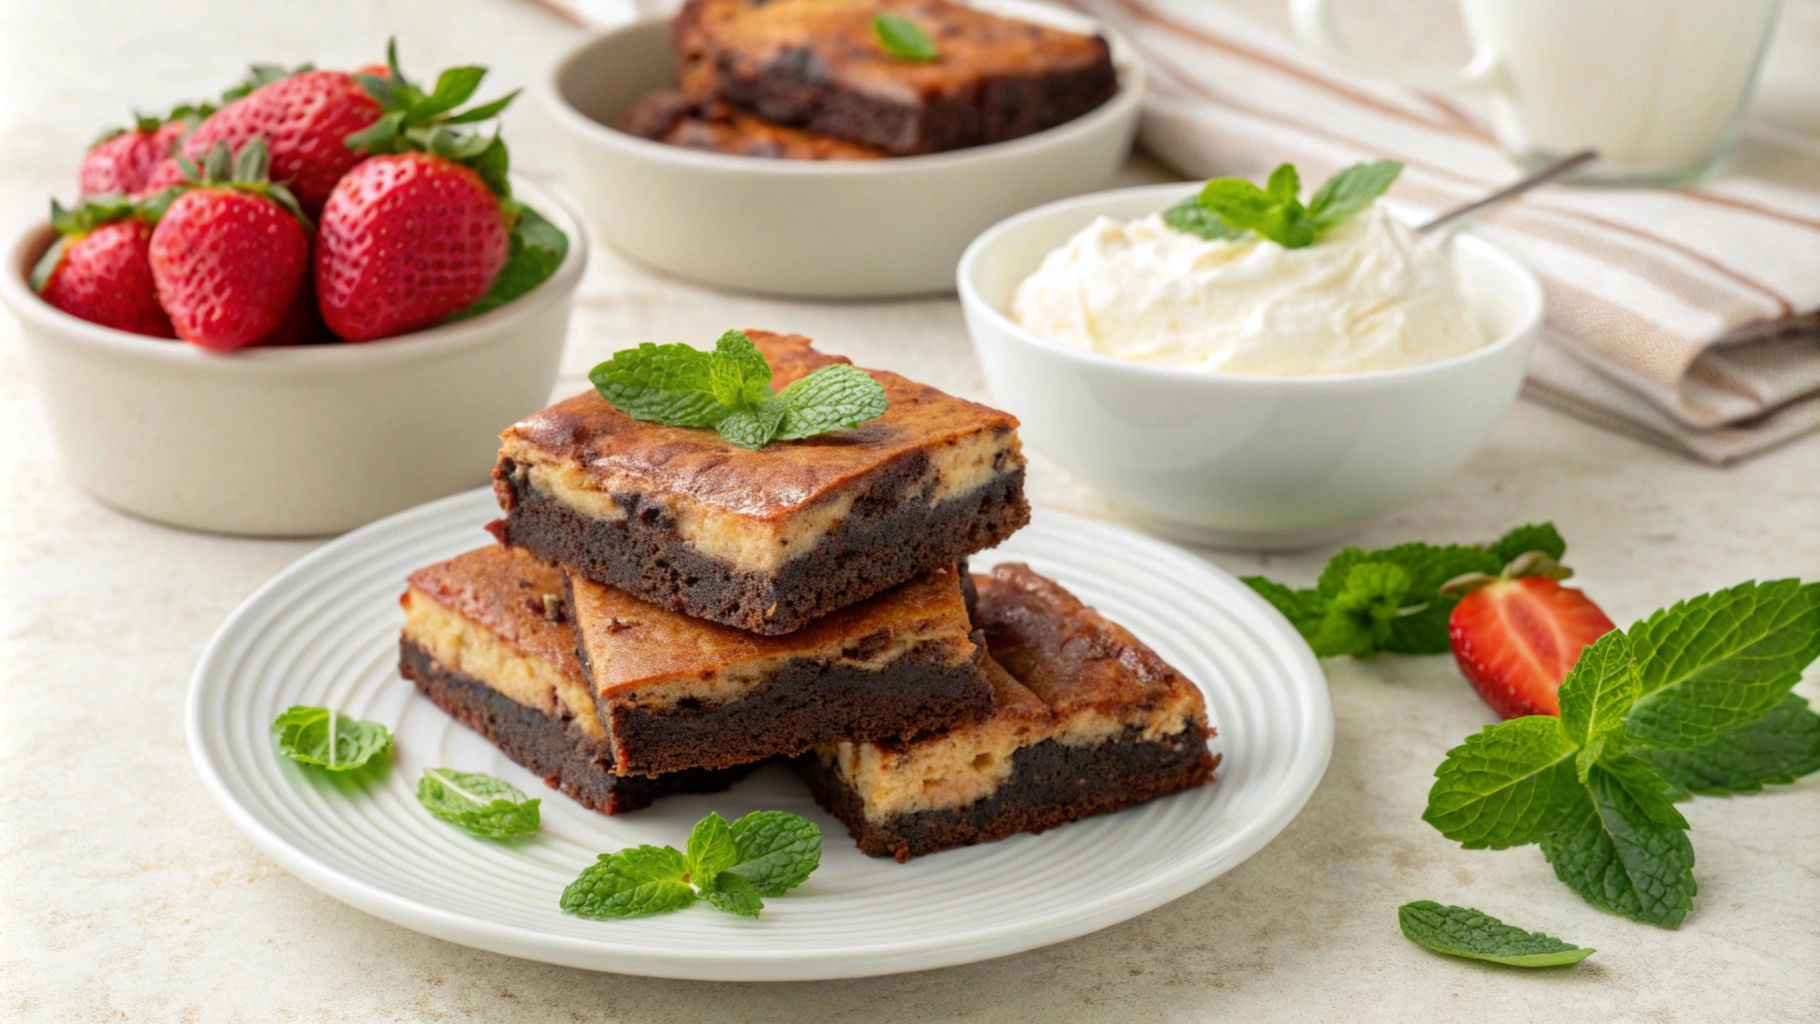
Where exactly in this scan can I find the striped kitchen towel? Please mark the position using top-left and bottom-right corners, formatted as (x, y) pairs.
(1069, 0), (1820, 463)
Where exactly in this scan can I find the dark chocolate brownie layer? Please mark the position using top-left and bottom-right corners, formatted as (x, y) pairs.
(497, 456), (1027, 636)
(400, 639), (749, 814)
(570, 611), (996, 776)
(798, 725), (1218, 862)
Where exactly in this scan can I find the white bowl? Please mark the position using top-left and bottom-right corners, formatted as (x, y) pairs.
(958, 183), (1543, 550)
(540, 1), (1142, 299)
(1, 177), (588, 537)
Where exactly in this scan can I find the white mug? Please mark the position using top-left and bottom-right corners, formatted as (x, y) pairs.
(1290, 0), (1783, 185)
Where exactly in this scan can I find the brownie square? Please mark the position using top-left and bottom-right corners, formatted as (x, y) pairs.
(568, 562), (994, 776)
(399, 546), (750, 815)
(675, 0), (1119, 155)
(797, 563), (1218, 860)
(493, 331), (1028, 635)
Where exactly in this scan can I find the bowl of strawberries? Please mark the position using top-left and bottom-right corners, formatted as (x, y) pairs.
(1, 45), (587, 536)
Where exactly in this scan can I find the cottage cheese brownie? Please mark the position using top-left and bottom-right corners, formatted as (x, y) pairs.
(568, 563), (993, 776)
(399, 546), (748, 814)
(675, 0), (1118, 155)
(493, 331), (1028, 635)
(798, 563), (1217, 860)
(623, 91), (886, 160)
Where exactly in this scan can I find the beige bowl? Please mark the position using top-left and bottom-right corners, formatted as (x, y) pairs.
(1, 177), (587, 537)
(541, 0), (1143, 298)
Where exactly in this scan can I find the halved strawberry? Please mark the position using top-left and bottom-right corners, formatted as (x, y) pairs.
(1447, 572), (1616, 719)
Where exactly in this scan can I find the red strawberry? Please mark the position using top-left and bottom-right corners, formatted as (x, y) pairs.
(1448, 575), (1616, 719)
(149, 139), (312, 352)
(32, 197), (175, 337)
(315, 153), (509, 341)
(81, 118), (189, 196)
(172, 70), (382, 215)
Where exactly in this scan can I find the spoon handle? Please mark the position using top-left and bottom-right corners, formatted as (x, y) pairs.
(1416, 150), (1599, 234)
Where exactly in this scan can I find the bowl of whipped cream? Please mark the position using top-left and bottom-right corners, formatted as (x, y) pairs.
(957, 181), (1541, 549)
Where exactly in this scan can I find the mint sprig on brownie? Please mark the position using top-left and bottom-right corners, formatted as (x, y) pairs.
(589, 329), (888, 450)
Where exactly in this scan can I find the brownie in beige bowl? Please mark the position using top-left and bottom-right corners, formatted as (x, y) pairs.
(542, 0), (1143, 298)
(0, 179), (588, 537)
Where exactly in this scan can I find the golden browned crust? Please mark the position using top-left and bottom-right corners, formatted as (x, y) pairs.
(972, 563), (1210, 733)
(495, 331), (1021, 525)
(676, 0), (1118, 154)
(623, 90), (886, 160)
(404, 545), (582, 683)
(568, 563), (977, 696)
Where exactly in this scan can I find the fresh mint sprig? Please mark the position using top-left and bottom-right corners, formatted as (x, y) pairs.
(1242, 523), (1565, 658)
(560, 810), (821, 920)
(1398, 902), (1594, 968)
(416, 768), (541, 839)
(873, 14), (939, 62)
(1423, 580), (1820, 928)
(271, 706), (392, 771)
(1164, 160), (1403, 248)
(589, 330), (889, 450)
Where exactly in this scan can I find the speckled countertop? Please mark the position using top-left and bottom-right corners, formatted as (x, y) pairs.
(3, 0), (1818, 1020)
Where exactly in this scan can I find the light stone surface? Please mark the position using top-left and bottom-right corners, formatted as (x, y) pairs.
(3, 0), (1818, 1021)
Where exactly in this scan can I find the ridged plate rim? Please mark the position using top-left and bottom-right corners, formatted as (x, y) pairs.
(187, 488), (1332, 980)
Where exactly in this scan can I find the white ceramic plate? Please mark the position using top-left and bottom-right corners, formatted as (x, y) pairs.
(188, 489), (1332, 980)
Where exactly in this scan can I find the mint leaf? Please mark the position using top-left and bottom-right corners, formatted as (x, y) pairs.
(1307, 560), (1410, 658)
(1540, 765), (1696, 928)
(704, 871), (764, 918)
(1190, 161), (1398, 249)
(1397, 901), (1593, 968)
(1265, 163), (1300, 203)
(1625, 580), (1820, 751)
(559, 810), (821, 922)
(716, 398), (787, 451)
(1248, 541), (1505, 659)
(1487, 522), (1566, 566)
(774, 364), (891, 442)
(416, 769), (540, 839)
(589, 342), (726, 428)
(725, 810), (821, 897)
(1558, 630), (1641, 755)
(1307, 160), (1402, 230)
(685, 812), (742, 889)
(1357, 543), (1503, 654)
(708, 330), (773, 409)
(272, 706), (391, 771)
(1594, 751), (1689, 830)
(1632, 693), (1820, 797)
(1161, 196), (1242, 241)
(450, 202), (568, 321)
(873, 13), (938, 62)
(592, 336), (888, 448)
(1196, 167), (1318, 244)
(1422, 717), (1583, 849)
(560, 845), (696, 919)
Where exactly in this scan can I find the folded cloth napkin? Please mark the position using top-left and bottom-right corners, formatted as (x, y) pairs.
(1066, 0), (1820, 463)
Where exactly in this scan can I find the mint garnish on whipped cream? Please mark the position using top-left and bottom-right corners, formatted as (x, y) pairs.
(1010, 161), (1489, 376)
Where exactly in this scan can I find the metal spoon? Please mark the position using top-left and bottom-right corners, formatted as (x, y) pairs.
(1416, 149), (1598, 234)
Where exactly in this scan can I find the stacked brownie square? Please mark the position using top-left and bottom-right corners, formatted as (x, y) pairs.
(400, 331), (1216, 859)
(622, 0), (1120, 159)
